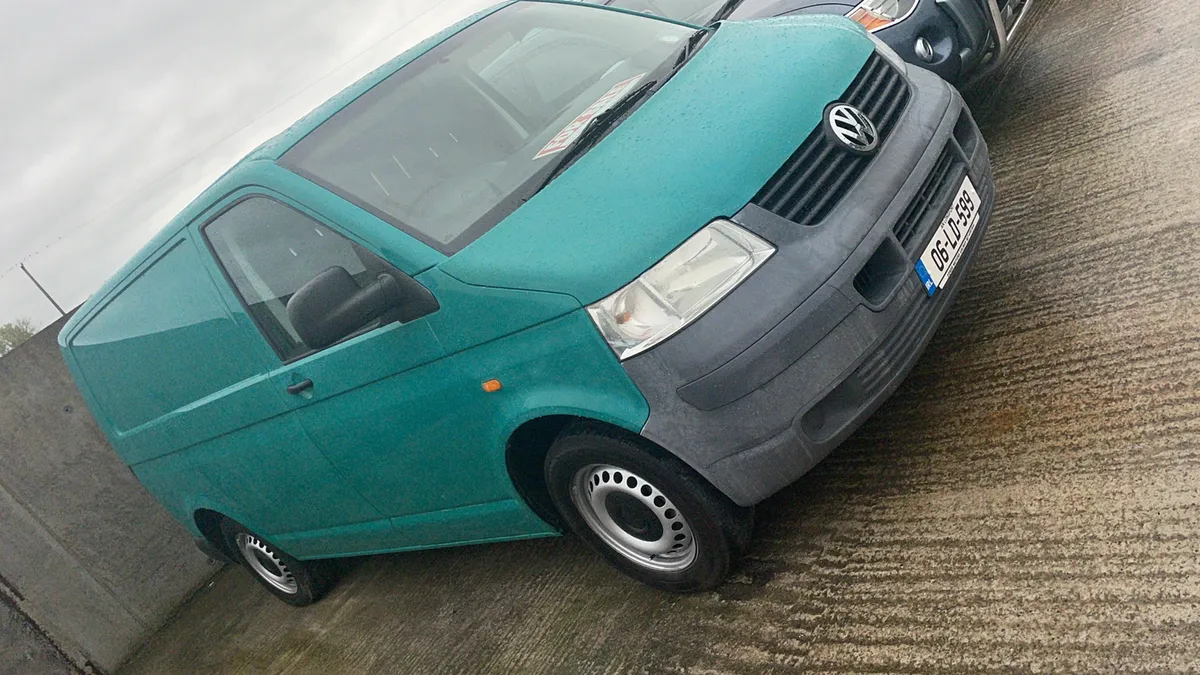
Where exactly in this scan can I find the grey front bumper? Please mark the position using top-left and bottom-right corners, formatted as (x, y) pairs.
(875, 0), (1032, 85)
(623, 67), (995, 506)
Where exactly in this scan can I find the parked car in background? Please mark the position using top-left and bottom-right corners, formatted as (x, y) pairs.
(598, 0), (1032, 85)
(60, 0), (994, 604)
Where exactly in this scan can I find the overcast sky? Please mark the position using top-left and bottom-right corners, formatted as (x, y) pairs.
(0, 0), (495, 330)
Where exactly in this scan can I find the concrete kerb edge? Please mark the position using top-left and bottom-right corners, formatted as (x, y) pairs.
(1, 580), (89, 675)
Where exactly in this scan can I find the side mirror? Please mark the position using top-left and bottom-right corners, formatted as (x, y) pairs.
(286, 267), (437, 350)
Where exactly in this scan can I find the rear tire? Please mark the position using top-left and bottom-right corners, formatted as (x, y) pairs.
(545, 424), (753, 592)
(220, 519), (333, 607)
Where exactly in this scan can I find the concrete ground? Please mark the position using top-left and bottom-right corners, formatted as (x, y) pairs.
(122, 0), (1200, 672)
(0, 595), (76, 675)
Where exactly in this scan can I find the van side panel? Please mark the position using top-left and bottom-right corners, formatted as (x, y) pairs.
(62, 233), (385, 543)
(441, 309), (651, 451)
(70, 240), (264, 434)
(415, 272), (651, 443)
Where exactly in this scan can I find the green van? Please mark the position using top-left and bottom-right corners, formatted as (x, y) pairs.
(60, 0), (995, 604)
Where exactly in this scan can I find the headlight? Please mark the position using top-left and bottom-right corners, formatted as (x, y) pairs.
(587, 220), (774, 360)
(847, 0), (918, 32)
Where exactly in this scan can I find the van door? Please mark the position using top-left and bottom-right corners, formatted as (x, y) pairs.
(69, 235), (381, 546)
(200, 195), (510, 546)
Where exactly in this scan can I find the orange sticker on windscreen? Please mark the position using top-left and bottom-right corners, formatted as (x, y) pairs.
(533, 74), (646, 160)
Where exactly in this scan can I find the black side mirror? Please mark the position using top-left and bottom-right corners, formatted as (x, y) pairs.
(286, 267), (437, 350)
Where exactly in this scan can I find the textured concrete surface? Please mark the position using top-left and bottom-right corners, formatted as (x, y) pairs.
(0, 593), (77, 675)
(123, 0), (1199, 672)
(0, 313), (219, 673)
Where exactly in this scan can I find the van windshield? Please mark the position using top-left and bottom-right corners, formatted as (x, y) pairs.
(603, 0), (728, 25)
(281, 2), (694, 254)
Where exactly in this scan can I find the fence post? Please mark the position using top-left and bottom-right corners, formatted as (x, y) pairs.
(19, 263), (65, 317)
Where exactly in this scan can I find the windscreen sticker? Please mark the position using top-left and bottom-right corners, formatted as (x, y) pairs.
(533, 73), (646, 160)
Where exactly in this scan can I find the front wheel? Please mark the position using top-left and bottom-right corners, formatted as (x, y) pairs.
(545, 425), (753, 592)
(220, 519), (333, 606)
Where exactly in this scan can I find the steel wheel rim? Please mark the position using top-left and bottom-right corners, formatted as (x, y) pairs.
(570, 464), (696, 572)
(236, 533), (298, 594)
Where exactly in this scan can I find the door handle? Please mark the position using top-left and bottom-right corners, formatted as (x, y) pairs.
(286, 379), (314, 395)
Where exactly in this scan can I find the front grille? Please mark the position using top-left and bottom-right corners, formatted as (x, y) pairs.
(858, 177), (992, 395)
(893, 144), (963, 252)
(1000, 0), (1031, 33)
(752, 53), (910, 227)
(855, 280), (942, 396)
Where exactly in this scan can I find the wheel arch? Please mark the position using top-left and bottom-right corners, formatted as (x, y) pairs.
(189, 496), (260, 562)
(193, 507), (235, 560)
(505, 413), (667, 530)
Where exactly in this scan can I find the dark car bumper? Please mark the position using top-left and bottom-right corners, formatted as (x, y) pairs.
(727, 1), (1032, 85)
(623, 66), (994, 507)
(875, 0), (1032, 84)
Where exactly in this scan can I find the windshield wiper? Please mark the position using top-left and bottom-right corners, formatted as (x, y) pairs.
(530, 79), (658, 195)
(673, 27), (712, 70)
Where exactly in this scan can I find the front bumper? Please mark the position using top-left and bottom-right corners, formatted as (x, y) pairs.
(623, 67), (995, 506)
(875, 0), (1033, 85)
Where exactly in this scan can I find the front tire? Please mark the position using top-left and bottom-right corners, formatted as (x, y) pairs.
(545, 425), (752, 592)
(220, 519), (333, 606)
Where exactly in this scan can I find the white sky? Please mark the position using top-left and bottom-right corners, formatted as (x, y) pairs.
(0, 0), (496, 330)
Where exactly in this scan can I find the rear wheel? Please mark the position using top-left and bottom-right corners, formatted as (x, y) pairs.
(220, 519), (333, 606)
(545, 425), (752, 592)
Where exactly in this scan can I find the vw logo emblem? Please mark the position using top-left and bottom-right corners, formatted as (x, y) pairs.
(824, 103), (879, 155)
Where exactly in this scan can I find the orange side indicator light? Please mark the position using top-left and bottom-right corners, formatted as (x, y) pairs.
(482, 379), (503, 393)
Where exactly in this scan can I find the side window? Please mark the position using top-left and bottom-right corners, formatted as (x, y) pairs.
(204, 197), (394, 361)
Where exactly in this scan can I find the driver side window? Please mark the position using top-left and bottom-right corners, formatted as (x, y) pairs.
(204, 197), (392, 361)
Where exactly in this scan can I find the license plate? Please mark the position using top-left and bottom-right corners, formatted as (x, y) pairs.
(915, 176), (981, 297)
